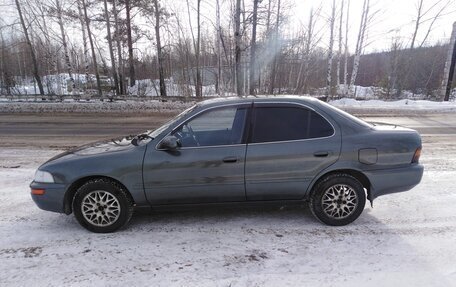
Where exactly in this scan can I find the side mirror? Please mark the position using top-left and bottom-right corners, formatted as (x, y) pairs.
(158, 135), (181, 150)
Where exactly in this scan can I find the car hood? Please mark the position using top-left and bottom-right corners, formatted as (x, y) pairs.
(44, 135), (150, 164)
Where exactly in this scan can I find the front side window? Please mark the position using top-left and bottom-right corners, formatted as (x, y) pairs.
(172, 106), (247, 147)
(251, 106), (333, 143)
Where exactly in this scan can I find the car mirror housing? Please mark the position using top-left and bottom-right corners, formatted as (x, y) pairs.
(158, 135), (180, 150)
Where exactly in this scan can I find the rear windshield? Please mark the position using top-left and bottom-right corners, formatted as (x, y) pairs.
(318, 101), (372, 128)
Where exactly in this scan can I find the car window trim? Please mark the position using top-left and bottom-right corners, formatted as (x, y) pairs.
(248, 101), (336, 145)
(155, 102), (252, 151)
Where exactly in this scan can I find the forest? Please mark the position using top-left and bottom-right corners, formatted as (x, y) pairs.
(0, 0), (455, 100)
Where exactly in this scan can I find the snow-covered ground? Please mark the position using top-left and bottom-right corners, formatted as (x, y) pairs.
(0, 99), (194, 114)
(331, 98), (456, 112)
(1, 131), (455, 286)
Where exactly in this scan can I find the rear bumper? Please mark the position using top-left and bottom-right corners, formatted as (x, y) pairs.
(30, 181), (67, 213)
(365, 164), (424, 201)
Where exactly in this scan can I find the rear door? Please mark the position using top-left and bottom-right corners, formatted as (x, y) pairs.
(245, 102), (341, 200)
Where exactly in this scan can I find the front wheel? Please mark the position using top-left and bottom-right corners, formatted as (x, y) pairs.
(309, 174), (366, 226)
(72, 179), (133, 233)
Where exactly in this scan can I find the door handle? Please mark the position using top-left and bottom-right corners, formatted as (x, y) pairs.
(313, 151), (329, 157)
(222, 156), (238, 163)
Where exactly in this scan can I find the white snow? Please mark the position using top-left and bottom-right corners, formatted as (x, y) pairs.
(2, 96), (456, 115)
(0, 100), (194, 114)
(330, 98), (456, 112)
(1, 132), (455, 286)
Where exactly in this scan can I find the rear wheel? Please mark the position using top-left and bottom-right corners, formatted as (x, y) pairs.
(72, 179), (133, 233)
(309, 174), (366, 226)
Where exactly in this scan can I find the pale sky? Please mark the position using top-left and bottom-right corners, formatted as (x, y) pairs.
(292, 0), (456, 53)
(1, 0), (455, 56)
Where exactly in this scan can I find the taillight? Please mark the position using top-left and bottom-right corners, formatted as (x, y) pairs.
(412, 147), (421, 163)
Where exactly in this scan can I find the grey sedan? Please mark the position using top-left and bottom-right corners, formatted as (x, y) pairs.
(30, 96), (424, 232)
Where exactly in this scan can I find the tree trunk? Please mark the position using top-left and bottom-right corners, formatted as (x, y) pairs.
(0, 30), (5, 95)
(349, 0), (369, 95)
(153, 0), (167, 97)
(125, 0), (135, 88)
(195, 0), (202, 98)
(268, 0), (281, 95)
(103, 0), (119, 95)
(77, 0), (90, 92)
(410, 0), (424, 50)
(37, 4), (57, 94)
(343, 0), (350, 95)
(326, 0), (336, 97)
(56, 0), (75, 94)
(82, 0), (102, 96)
(336, 0), (344, 89)
(15, 0), (44, 95)
(295, 8), (314, 94)
(248, 0), (259, 95)
(443, 22), (456, 101)
(234, 0), (242, 96)
(215, 0), (222, 95)
(112, 0), (124, 94)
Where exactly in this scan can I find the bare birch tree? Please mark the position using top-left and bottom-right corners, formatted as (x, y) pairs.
(102, 0), (119, 95)
(349, 0), (370, 95)
(326, 0), (336, 97)
(15, 0), (44, 95)
(336, 0), (344, 88)
(55, 0), (75, 93)
(195, 0), (202, 98)
(268, 0), (281, 95)
(76, 0), (90, 91)
(410, 0), (452, 49)
(112, 0), (124, 94)
(153, 0), (167, 97)
(248, 0), (259, 95)
(82, 0), (102, 96)
(295, 6), (322, 94)
(234, 0), (243, 96)
(215, 0), (223, 94)
(125, 0), (135, 88)
(343, 0), (350, 95)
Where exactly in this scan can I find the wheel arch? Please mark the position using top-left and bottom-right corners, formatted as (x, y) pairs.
(63, 175), (135, 215)
(307, 169), (372, 202)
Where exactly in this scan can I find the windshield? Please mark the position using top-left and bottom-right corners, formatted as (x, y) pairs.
(148, 104), (198, 139)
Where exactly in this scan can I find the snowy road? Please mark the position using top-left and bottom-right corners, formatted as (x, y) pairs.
(1, 112), (456, 286)
(1, 111), (456, 148)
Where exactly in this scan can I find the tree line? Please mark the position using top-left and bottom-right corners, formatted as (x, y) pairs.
(0, 0), (454, 99)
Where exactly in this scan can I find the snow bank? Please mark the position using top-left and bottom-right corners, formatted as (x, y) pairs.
(128, 78), (217, 97)
(330, 98), (456, 112)
(0, 100), (194, 114)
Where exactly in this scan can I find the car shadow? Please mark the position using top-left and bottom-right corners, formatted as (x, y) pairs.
(127, 202), (393, 232)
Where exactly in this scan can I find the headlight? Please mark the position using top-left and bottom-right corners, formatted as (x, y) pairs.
(34, 170), (55, 183)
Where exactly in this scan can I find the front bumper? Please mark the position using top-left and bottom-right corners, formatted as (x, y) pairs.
(365, 164), (424, 201)
(30, 181), (67, 213)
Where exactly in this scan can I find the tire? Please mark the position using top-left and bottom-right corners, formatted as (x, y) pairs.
(72, 178), (133, 233)
(309, 173), (366, 226)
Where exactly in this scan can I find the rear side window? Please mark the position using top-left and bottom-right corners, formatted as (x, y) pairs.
(251, 106), (333, 143)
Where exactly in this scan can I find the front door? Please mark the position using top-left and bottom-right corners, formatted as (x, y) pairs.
(143, 105), (249, 205)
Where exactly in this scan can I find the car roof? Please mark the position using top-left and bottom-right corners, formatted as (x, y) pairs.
(196, 95), (322, 108)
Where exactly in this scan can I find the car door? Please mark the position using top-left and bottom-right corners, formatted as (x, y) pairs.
(143, 104), (250, 205)
(245, 102), (341, 200)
